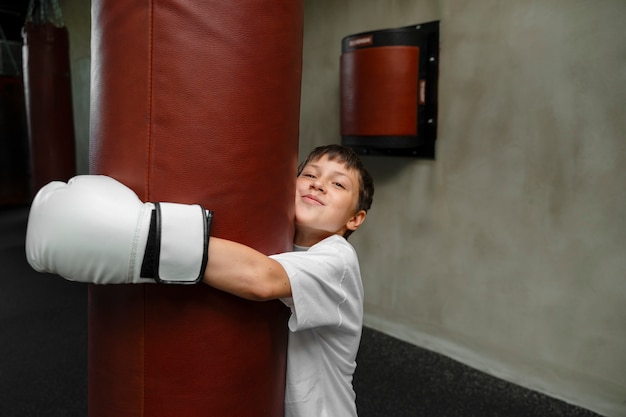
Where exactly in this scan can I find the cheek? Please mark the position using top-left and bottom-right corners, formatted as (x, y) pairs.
(294, 187), (307, 206)
(294, 179), (307, 194)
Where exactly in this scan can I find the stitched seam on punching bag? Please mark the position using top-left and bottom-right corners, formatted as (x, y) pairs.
(142, 3), (154, 415)
(141, 284), (147, 417)
(145, 0), (154, 202)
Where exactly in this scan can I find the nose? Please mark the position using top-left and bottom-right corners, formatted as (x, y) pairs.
(310, 178), (325, 192)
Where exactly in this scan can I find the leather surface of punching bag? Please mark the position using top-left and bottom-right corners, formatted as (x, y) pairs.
(22, 21), (76, 193)
(88, 1), (303, 416)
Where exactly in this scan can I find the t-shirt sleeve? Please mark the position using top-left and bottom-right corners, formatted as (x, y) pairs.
(270, 237), (357, 332)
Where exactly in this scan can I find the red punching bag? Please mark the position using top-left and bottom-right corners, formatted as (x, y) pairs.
(22, 0), (76, 193)
(88, 1), (303, 416)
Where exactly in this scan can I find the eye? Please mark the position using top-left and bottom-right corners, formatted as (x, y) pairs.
(333, 182), (346, 189)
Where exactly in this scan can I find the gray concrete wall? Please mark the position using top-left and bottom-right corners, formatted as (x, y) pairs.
(60, 0), (626, 415)
(301, 1), (626, 416)
(59, 0), (90, 175)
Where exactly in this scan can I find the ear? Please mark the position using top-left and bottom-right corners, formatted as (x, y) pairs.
(346, 210), (367, 232)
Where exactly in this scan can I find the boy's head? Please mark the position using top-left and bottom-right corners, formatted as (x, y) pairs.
(296, 145), (374, 240)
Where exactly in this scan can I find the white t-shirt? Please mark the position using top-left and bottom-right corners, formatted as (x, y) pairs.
(270, 234), (364, 417)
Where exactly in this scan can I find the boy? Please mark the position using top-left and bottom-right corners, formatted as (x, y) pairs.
(25, 144), (374, 417)
(202, 144), (374, 416)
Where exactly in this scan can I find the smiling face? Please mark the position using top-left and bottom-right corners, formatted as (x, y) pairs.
(294, 155), (367, 247)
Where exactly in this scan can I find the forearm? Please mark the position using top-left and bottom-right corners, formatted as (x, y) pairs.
(202, 237), (291, 301)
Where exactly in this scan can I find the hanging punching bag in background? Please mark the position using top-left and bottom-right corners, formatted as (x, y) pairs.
(88, 1), (303, 416)
(22, 0), (76, 194)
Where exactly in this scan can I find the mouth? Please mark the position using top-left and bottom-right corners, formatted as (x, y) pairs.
(302, 194), (324, 205)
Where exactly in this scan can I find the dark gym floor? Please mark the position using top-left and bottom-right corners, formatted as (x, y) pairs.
(0, 204), (603, 417)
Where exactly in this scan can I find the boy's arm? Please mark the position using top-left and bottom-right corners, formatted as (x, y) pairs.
(202, 237), (292, 301)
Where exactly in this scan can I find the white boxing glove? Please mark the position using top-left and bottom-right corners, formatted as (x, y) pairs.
(25, 175), (212, 285)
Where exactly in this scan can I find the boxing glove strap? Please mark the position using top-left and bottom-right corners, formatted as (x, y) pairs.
(140, 203), (213, 284)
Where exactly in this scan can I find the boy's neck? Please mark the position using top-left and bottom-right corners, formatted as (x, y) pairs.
(294, 227), (337, 248)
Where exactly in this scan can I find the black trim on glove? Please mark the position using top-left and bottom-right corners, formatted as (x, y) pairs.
(140, 205), (213, 284)
(140, 210), (158, 279)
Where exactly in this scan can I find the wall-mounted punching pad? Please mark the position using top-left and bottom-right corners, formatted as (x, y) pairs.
(88, 1), (303, 416)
